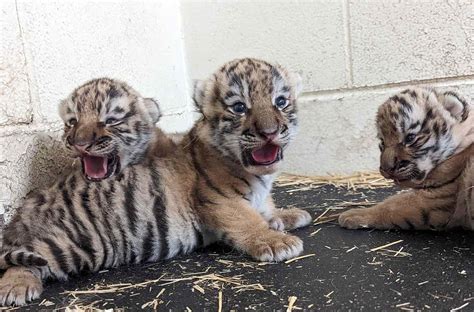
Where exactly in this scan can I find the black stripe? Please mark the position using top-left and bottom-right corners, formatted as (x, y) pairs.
(234, 175), (251, 188)
(62, 188), (96, 268)
(96, 189), (118, 265)
(422, 210), (430, 226)
(254, 175), (267, 188)
(150, 169), (169, 260)
(81, 184), (108, 269)
(193, 224), (204, 247)
(43, 238), (69, 275)
(124, 168), (138, 236)
(118, 218), (129, 264)
(141, 222), (155, 262)
(191, 142), (228, 198)
(404, 219), (415, 230)
(68, 247), (83, 273)
(55, 206), (85, 258)
(16, 251), (25, 265)
(107, 180), (129, 264)
(415, 170), (464, 190)
(192, 178), (217, 207)
(26, 254), (34, 266)
(433, 205), (454, 212)
(232, 186), (245, 196)
(4, 252), (13, 266)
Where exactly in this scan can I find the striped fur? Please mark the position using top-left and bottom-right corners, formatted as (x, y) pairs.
(0, 59), (311, 306)
(339, 87), (474, 231)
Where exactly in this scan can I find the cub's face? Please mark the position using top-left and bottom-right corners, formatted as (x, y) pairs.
(194, 58), (302, 176)
(376, 87), (471, 184)
(59, 78), (160, 181)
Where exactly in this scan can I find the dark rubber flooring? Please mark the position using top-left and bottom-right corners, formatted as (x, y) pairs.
(15, 184), (473, 311)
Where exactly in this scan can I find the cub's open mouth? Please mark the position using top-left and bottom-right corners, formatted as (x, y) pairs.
(81, 155), (119, 182)
(247, 144), (282, 166)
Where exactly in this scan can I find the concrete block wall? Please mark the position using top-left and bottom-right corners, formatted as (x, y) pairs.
(0, 0), (193, 216)
(1, 0), (473, 215)
(180, 0), (474, 175)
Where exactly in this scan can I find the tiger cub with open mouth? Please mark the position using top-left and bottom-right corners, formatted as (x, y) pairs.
(0, 58), (311, 306)
(339, 87), (473, 230)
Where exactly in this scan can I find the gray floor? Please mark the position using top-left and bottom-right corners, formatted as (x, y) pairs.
(13, 185), (474, 311)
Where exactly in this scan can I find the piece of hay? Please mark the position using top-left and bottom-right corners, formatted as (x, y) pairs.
(450, 302), (469, 311)
(284, 254), (316, 264)
(193, 284), (205, 294)
(218, 290), (223, 312)
(286, 296), (298, 312)
(369, 240), (404, 252)
(309, 228), (322, 237)
(276, 172), (393, 190)
(141, 288), (165, 309)
(232, 283), (266, 293)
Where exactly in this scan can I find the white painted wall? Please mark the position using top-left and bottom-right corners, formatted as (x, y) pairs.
(1, 0), (473, 214)
(180, 0), (474, 175)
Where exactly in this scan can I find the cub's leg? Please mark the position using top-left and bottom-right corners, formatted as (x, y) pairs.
(339, 190), (456, 230)
(204, 199), (304, 262)
(265, 196), (312, 231)
(0, 267), (43, 306)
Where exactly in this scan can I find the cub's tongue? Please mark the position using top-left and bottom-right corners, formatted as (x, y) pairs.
(251, 144), (280, 165)
(83, 155), (108, 179)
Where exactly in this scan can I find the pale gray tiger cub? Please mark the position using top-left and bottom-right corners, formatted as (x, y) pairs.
(0, 59), (311, 306)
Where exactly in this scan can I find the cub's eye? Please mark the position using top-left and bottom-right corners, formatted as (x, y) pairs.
(67, 118), (77, 127)
(105, 118), (119, 125)
(404, 133), (416, 145)
(275, 96), (288, 109)
(230, 102), (247, 115)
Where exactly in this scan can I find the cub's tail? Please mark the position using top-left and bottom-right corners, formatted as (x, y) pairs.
(0, 249), (48, 269)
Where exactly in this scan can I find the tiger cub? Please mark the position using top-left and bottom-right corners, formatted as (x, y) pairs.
(339, 87), (473, 230)
(0, 59), (311, 306)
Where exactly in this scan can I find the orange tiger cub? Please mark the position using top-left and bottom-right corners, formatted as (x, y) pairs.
(339, 87), (473, 230)
(0, 59), (311, 306)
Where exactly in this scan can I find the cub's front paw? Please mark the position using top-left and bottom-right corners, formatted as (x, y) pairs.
(248, 231), (303, 262)
(0, 267), (43, 306)
(268, 208), (312, 231)
(338, 208), (375, 229)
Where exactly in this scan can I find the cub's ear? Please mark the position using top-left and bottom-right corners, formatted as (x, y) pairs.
(192, 79), (208, 111)
(58, 98), (74, 123)
(291, 72), (303, 97)
(143, 98), (161, 124)
(58, 99), (68, 122)
(439, 91), (469, 122)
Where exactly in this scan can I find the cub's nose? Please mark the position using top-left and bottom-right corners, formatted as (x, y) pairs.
(73, 142), (92, 153)
(257, 127), (279, 141)
(379, 166), (393, 178)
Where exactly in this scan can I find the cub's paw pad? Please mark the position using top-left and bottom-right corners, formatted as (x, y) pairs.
(0, 268), (42, 306)
(338, 209), (372, 229)
(251, 232), (303, 262)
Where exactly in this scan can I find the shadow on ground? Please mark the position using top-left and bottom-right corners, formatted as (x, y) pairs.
(15, 185), (473, 311)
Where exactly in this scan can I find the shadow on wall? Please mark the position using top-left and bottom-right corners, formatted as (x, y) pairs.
(3, 133), (76, 222)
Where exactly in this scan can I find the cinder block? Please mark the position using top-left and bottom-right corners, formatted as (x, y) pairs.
(16, 1), (192, 126)
(181, 1), (348, 92)
(0, 0), (32, 126)
(0, 130), (73, 218)
(284, 82), (474, 175)
(285, 91), (383, 175)
(350, 0), (474, 87)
